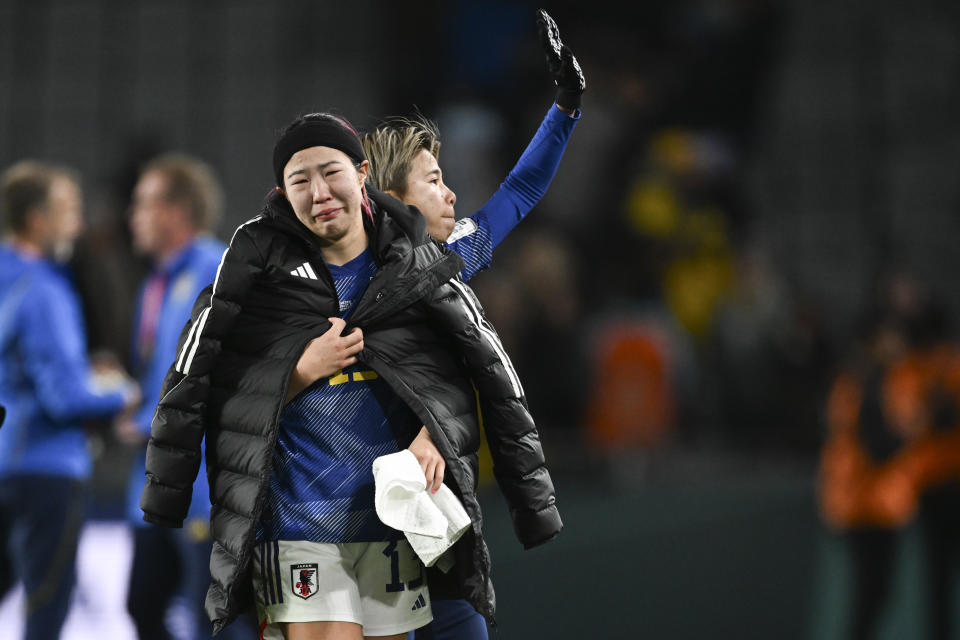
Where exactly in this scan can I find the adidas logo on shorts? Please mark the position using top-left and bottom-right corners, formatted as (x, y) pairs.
(411, 593), (427, 611)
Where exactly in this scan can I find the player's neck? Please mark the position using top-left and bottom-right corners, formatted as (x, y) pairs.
(9, 233), (46, 259)
(320, 225), (368, 267)
(154, 231), (196, 266)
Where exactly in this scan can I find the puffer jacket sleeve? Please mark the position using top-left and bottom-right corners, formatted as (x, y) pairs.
(140, 222), (263, 527)
(434, 277), (563, 549)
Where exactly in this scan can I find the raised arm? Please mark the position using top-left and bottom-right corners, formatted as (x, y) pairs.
(448, 9), (584, 281)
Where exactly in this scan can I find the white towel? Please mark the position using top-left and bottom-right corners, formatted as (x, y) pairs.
(372, 450), (471, 569)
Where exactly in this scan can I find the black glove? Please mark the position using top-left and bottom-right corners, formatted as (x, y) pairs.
(536, 8), (585, 112)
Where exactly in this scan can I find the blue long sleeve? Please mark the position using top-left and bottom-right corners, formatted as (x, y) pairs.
(20, 276), (126, 422)
(0, 251), (125, 479)
(484, 104), (580, 247)
(448, 104), (580, 281)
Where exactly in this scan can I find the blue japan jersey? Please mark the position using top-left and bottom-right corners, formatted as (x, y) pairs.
(259, 249), (420, 543)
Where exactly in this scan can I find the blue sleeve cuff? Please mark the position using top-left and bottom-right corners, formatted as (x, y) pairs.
(95, 389), (128, 418)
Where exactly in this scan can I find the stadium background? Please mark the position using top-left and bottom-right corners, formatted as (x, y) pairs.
(2, 0), (960, 637)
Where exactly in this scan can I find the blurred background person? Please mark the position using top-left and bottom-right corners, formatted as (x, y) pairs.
(0, 160), (139, 640)
(112, 154), (240, 640)
(818, 274), (960, 640)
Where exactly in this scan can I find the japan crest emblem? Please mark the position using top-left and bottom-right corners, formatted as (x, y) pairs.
(291, 563), (318, 599)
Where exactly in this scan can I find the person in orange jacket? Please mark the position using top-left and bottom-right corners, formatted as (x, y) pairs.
(819, 282), (960, 639)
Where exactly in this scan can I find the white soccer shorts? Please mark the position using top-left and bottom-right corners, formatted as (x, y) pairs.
(252, 539), (432, 638)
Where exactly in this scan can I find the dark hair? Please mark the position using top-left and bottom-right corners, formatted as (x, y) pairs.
(273, 112), (366, 185)
(1, 161), (78, 233)
(279, 112), (363, 141)
(273, 112), (371, 217)
(141, 153), (223, 233)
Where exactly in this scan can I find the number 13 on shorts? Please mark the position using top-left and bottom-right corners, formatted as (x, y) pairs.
(383, 539), (424, 593)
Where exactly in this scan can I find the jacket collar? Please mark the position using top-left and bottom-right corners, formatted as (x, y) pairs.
(261, 186), (461, 269)
(351, 188), (464, 327)
(260, 187), (391, 261)
(258, 186), (464, 326)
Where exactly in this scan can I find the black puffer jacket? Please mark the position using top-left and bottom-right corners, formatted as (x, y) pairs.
(141, 188), (562, 633)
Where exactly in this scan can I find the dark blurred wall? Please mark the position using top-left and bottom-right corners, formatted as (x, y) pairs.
(0, 0), (383, 233)
(747, 0), (960, 342)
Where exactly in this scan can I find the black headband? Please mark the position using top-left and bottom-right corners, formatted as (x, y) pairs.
(273, 118), (366, 186)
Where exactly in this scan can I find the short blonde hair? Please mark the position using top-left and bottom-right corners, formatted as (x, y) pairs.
(362, 116), (441, 195)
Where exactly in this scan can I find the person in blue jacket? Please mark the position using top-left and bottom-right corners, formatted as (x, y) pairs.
(361, 9), (584, 640)
(112, 153), (245, 640)
(0, 160), (140, 640)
